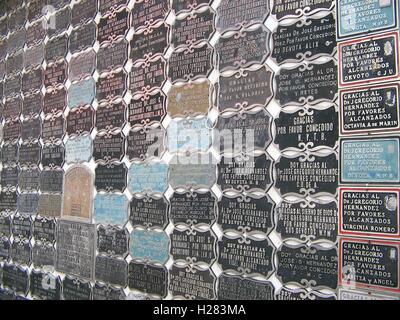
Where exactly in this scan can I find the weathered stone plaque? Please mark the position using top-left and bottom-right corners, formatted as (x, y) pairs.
(26, 19), (46, 47)
(94, 194), (128, 226)
(45, 34), (69, 63)
(131, 0), (170, 30)
(2, 263), (29, 295)
(95, 163), (127, 193)
(93, 132), (125, 163)
(30, 271), (61, 300)
(339, 187), (400, 240)
(42, 114), (64, 142)
(40, 169), (64, 193)
(6, 50), (24, 75)
(32, 242), (56, 268)
(71, 0), (97, 26)
(341, 137), (400, 184)
(69, 50), (96, 82)
(67, 105), (94, 137)
(95, 255), (128, 287)
(128, 262), (168, 297)
(11, 239), (31, 265)
(129, 229), (170, 264)
(275, 60), (337, 107)
(47, 6), (71, 39)
(130, 57), (166, 93)
(23, 92), (43, 117)
(57, 220), (96, 279)
(97, 225), (129, 257)
(62, 276), (92, 300)
(33, 216), (56, 243)
(19, 142), (41, 167)
(8, 6), (26, 32)
(96, 102), (126, 132)
(272, 0), (334, 21)
(41, 143), (65, 168)
(128, 162), (169, 194)
(130, 194), (168, 229)
(97, 70), (127, 104)
(4, 74), (21, 98)
(93, 282), (126, 300)
(65, 134), (93, 164)
(339, 32), (399, 87)
(12, 214), (32, 240)
(17, 193), (39, 214)
(68, 77), (96, 109)
(218, 275), (274, 300)
(27, 0), (46, 22)
(98, 8), (129, 45)
(7, 29), (25, 54)
(97, 40), (128, 74)
(44, 87), (67, 115)
(69, 21), (96, 54)
(62, 166), (94, 221)
(25, 43), (45, 70)
(38, 194), (62, 218)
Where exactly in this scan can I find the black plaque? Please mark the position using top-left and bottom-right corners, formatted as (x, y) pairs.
(92, 282), (126, 300)
(1, 166), (19, 188)
(21, 116), (42, 141)
(41, 143), (65, 168)
(11, 239), (32, 265)
(25, 43), (45, 70)
(1, 143), (19, 164)
(275, 154), (339, 196)
(6, 50), (24, 75)
(95, 163), (127, 192)
(96, 69), (127, 104)
(128, 261), (168, 297)
(98, 8), (129, 45)
(95, 102), (126, 132)
(45, 34), (69, 63)
(130, 195), (168, 229)
(95, 255), (128, 287)
(32, 242), (56, 268)
(40, 169), (64, 193)
(131, 0), (170, 30)
(18, 142), (41, 167)
(275, 287), (336, 301)
(129, 91), (166, 126)
(277, 244), (338, 289)
(42, 113), (65, 142)
(130, 57), (166, 93)
(0, 213), (11, 236)
(7, 29), (25, 54)
(168, 43), (213, 83)
(272, 13), (336, 65)
(126, 126), (165, 161)
(217, 274), (274, 300)
(169, 191), (216, 226)
(19, 169), (40, 192)
(33, 216), (56, 243)
(47, 6), (71, 38)
(2, 263), (29, 295)
(69, 21), (96, 54)
(275, 60), (338, 106)
(13, 213), (33, 239)
(97, 40), (128, 74)
(218, 194), (274, 234)
(218, 154), (273, 193)
(0, 237), (10, 261)
(0, 191), (18, 213)
(272, 0), (334, 21)
(23, 92), (43, 117)
(71, 0), (98, 26)
(30, 270), (61, 300)
(43, 87), (67, 115)
(3, 119), (21, 143)
(172, 0), (211, 14)
(69, 50), (96, 82)
(274, 105), (338, 150)
(62, 276), (92, 300)
(22, 67), (43, 94)
(26, 19), (46, 46)
(66, 105), (94, 136)
(97, 225), (129, 257)
(17, 193), (39, 214)
(93, 132), (125, 163)
(0, 288), (14, 300)
(99, 0), (128, 15)
(44, 60), (68, 87)
(3, 97), (22, 120)
(4, 74), (21, 98)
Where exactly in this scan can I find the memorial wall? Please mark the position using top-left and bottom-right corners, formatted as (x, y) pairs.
(0, 0), (398, 301)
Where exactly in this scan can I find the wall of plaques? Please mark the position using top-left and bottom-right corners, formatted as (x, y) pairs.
(0, 0), (399, 301)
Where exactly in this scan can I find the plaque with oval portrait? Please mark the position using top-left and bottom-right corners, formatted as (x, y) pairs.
(22, 67), (43, 95)
(44, 60), (68, 87)
(69, 50), (96, 82)
(44, 87), (67, 115)
(98, 8), (129, 45)
(95, 102), (126, 132)
(40, 169), (64, 193)
(131, 0), (170, 31)
(19, 142), (41, 167)
(47, 6), (71, 39)
(95, 163), (127, 193)
(0, 237), (10, 260)
(21, 116), (41, 141)
(41, 142), (65, 168)
(69, 21), (96, 54)
(67, 105), (94, 137)
(45, 34), (69, 63)
(129, 90), (166, 126)
(42, 113), (65, 142)
(24, 43), (45, 71)
(22, 92), (42, 117)
(93, 131), (125, 163)
(0, 213), (12, 236)
(71, 0), (98, 26)
(97, 69), (127, 104)
(97, 40), (128, 74)
(26, 19), (46, 47)
(130, 57), (166, 94)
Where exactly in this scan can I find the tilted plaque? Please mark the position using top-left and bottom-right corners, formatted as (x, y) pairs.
(65, 134), (93, 164)
(47, 6), (71, 39)
(95, 255), (128, 287)
(131, 0), (170, 31)
(69, 50), (96, 82)
(98, 8), (129, 45)
(97, 40), (128, 74)
(95, 163), (127, 193)
(128, 261), (168, 297)
(2, 263), (29, 295)
(41, 142), (65, 168)
(68, 77), (96, 109)
(272, 0), (334, 21)
(129, 229), (170, 264)
(130, 57), (166, 94)
(128, 162), (169, 194)
(44, 87), (67, 115)
(33, 216), (56, 243)
(71, 0), (98, 26)
(93, 282), (126, 300)
(130, 194), (168, 229)
(129, 90), (166, 126)
(42, 113), (65, 142)
(97, 225), (129, 257)
(97, 69), (127, 105)
(66, 105), (94, 137)
(40, 169), (64, 193)
(96, 102), (126, 132)
(62, 276), (92, 300)
(57, 220), (96, 279)
(94, 193), (128, 226)
(93, 131), (125, 163)
(38, 194), (62, 218)
(45, 34), (69, 63)
(69, 21), (96, 54)
(30, 271), (61, 300)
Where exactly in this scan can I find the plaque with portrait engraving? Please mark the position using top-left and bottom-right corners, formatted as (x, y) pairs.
(69, 50), (96, 82)
(1, 143), (19, 164)
(132, 0), (170, 30)
(62, 276), (92, 300)
(272, 13), (336, 65)
(42, 114), (65, 142)
(129, 229), (169, 264)
(41, 143), (65, 168)
(130, 57), (166, 93)
(169, 266), (216, 300)
(97, 225), (129, 257)
(33, 216), (56, 243)
(93, 282), (126, 300)
(44, 60), (68, 87)
(169, 43), (214, 83)
(19, 142), (41, 167)
(128, 162), (169, 194)
(127, 126), (165, 161)
(218, 274), (274, 300)
(23, 92), (42, 118)
(3, 119), (21, 143)
(275, 153), (339, 196)
(65, 134), (93, 164)
(12, 214), (32, 240)
(45, 34), (69, 63)
(95, 255), (128, 287)
(26, 19), (46, 47)
(30, 271), (61, 300)
(128, 262), (168, 297)
(274, 105), (338, 151)
(277, 244), (338, 289)
(218, 194), (274, 234)
(4, 97), (22, 120)
(2, 263), (29, 295)
(67, 105), (94, 137)
(44, 87), (67, 115)
(40, 169), (64, 193)
(272, 0), (334, 21)
(25, 43), (45, 71)
(98, 8), (129, 45)
(340, 83), (400, 135)
(21, 116), (41, 141)
(97, 70), (127, 104)
(275, 60), (338, 107)
(71, 0), (98, 26)
(22, 68), (43, 95)
(217, 0), (269, 33)
(11, 239), (32, 265)
(97, 40), (128, 74)
(32, 242), (56, 268)
(17, 193), (39, 214)
(130, 194), (168, 229)
(68, 77), (96, 109)
(69, 21), (96, 54)
(38, 194), (62, 218)
(62, 166), (93, 221)
(218, 235), (274, 277)
(93, 131), (125, 163)
(276, 287), (336, 301)
(96, 102), (126, 132)
(95, 163), (127, 193)
(47, 6), (71, 39)
(94, 194), (128, 226)
(339, 32), (400, 87)
(276, 200), (338, 243)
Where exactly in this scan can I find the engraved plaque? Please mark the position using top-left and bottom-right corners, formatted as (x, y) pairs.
(27, 0), (46, 22)
(17, 193), (39, 214)
(62, 276), (92, 300)
(128, 262), (168, 297)
(21, 116), (41, 141)
(129, 230), (169, 264)
(45, 34), (68, 63)
(22, 68), (43, 95)
(68, 77), (96, 109)
(217, 0), (269, 32)
(47, 6), (71, 38)
(0, 288), (14, 300)
(98, 8), (129, 45)
(128, 162), (169, 194)
(42, 113), (65, 142)
(7, 29), (25, 54)
(0, 213), (11, 236)
(338, 288), (398, 301)
(44, 60), (68, 87)
(170, 191), (216, 225)
(277, 244), (338, 289)
(95, 255), (128, 287)
(4, 74), (21, 98)
(38, 194), (62, 218)
(26, 19), (46, 46)
(0, 237), (10, 260)
(2, 264), (29, 295)
(62, 166), (93, 221)
(32, 243), (56, 268)
(1, 166), (19, 188)
(169, 266), (216, 300)
(97, 40), (128, 74)
(93, 131), (125, 163)
(0, 39), (6, 60)
(66, 105), (94, 136)
(30, 271), (61, 300)
(274, 105), (338, 150)
(12, 214), (32, 240)
(4, 97), (22, 120)
(172, 0), (212, 14)
(272, 13), (336, 65)
(95, 163), (127, 193)
(6, 50), (24, 75)
(71, 0), (98, 26)
(275, 60), (338, 107)
(168, 43), (214, 83)
(97, 225), (129, 257)
(69, 21), (96, 54)
(65, 135), (93, 164)
(340, 137), (400, 184)
(340, 83), (400, 135)
(129, 91), (166, 126)
(69, 50), (96, 82)
(130, 57), (166, 93)
(24, 43), (45, 70)
(218, 194), (274, 234)
(40, 170), (64, 193)
(339, 32), (399, 87)
(218, 154), (272, 193)
(41, 143), (65, 168)
(96, 102), (126, 132)
(276, 288), (336, 301)
(8, 6), (26, 32)
(99, 0), (128, 15)
(44, 87), (67, 115)
(0, 191), (18, 213)
(218, 275), (274, 300)
(132, 0), (170, 30)
(275, 154), (338, 196)
(0, 143), (18, 164)
(272, 0), (334, 21)
(19, 142), (41, 167)
(33, 216), (56, 243)
(93, 282), (126, 300)
(94, 194), (128, 226)
(130, 194), (168, 229)
(11, 239), (32, 265)
(96, 70), (127, 104)
(127, 126), (165, 161)
(218, 235), (274, 277)
(3, 119), (21, 143)
(57, 221), (96, 279)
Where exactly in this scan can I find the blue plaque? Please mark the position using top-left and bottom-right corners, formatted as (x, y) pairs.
(341, 137), (400, 184)
(68, 78), (96, 109)
(65, 135), (93, 164)
(337, 0), (397, 39)
(94, 194), (128, 226)
(129, 230), (169, 264)
(167, 117), (212, 153)
(128, 162), (169, 194)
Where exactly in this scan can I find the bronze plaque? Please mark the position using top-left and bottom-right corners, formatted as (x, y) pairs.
(129, 91), (166, 126)
(62, 165), (94, 222)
